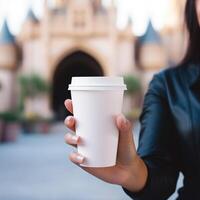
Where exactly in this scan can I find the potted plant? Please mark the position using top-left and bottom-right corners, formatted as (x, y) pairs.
(18, 74), (51, 110)
(0, 111), (21, 142)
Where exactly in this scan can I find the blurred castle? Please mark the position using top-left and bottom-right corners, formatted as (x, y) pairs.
(0, 0), (186, 120)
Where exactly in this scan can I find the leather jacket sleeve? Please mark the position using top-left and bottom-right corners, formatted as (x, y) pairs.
(122, 73), (179, 200)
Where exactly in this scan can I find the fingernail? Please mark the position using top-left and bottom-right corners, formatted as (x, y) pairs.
(76, 155), (84, 162)
(67, 116), (73, 122)
(71, 135), (79, 143)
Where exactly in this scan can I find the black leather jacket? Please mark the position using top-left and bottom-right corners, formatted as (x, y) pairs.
(123, 63), (200, 200)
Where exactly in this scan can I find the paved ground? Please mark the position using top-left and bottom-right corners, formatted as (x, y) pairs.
(0, 123), (183, 200)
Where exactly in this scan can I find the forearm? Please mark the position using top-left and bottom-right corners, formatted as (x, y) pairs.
(121, 155), (148, 193)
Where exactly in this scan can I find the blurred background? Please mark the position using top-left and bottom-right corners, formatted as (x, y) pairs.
(0, 0), (185, 199)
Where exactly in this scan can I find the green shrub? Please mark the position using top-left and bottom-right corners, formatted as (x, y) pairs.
(18, 74), (51, 111)
(0, 111), (22, 122)
(19, 74), (51, 97)
(123, 75), (141, 95)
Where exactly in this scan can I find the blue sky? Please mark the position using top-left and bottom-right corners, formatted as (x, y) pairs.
(0, 0), (170, 36)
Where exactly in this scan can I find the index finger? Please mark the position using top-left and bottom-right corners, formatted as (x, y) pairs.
(64, 99), (73, 114)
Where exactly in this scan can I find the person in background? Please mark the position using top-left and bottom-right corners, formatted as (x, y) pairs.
(64, 0), (200, 199)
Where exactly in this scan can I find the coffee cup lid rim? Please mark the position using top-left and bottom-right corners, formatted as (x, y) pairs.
(70, 76), (126, 85)
(68, 85), (127, 91)
(68, 77), (127, 90)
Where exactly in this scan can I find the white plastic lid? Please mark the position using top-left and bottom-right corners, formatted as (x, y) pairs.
(68, 77), (127, 91)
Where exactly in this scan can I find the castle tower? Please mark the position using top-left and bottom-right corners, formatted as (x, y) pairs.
(0, 20), (18, 112)
(18, 8), (41, 75)
(138, 21), (167, 90)
(19, 8), (39, 41)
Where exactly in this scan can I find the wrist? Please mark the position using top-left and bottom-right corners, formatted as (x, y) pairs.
(121, 155), (148, 193)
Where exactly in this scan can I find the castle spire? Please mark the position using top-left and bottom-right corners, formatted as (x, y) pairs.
(139, 20), (161, 45)
(26, 8), (39, 23)
(0, 19), (15, 44)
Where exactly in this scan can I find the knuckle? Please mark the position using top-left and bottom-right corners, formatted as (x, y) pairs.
(64, 118), (68, 125)
(67, 116), (75, 126)
(65, 134), (73, 144)
(69, 153), (79, 164)
(69, 152), (75, 160)
(65, 134), (77, 147)
(69, 153), (74, 162)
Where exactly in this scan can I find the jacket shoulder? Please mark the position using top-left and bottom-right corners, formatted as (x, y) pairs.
(155, 64), (183, 81)
(148, 65), (184, 98)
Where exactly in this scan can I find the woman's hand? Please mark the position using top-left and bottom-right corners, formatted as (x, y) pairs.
(64, 99), (148, 192)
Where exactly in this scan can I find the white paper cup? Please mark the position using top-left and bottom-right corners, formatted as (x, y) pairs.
(68, 77), (127, 167)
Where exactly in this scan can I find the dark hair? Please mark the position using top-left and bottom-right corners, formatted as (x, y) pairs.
(183, 0), (200, 64)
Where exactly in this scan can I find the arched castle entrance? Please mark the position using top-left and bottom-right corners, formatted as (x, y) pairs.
(52, 50), (104, 120)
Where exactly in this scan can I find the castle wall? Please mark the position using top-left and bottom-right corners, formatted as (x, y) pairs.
(116, 38), (135, 75)
(21, 38), (49, 80)
(21, 33), (135, 81)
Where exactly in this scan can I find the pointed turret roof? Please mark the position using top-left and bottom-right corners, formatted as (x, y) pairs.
(26, 8), (39, 23)
(0, 19), (15, 44)
(139, 20), (161, 45)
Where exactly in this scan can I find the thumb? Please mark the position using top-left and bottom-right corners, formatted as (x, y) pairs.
(116, 114), (133, 138)
(115, 114), (136, 165)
